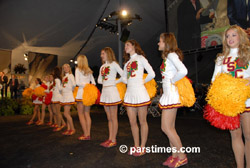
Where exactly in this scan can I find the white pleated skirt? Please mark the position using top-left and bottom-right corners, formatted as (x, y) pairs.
(159, 81), (182, 109)
(123, 84), (151, 107)
(61, 91), (75, 105)
(52, 92), (62, 104)
(100, 85), (122, 106)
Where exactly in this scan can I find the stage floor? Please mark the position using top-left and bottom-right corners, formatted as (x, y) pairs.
(0, 108), (236, 168)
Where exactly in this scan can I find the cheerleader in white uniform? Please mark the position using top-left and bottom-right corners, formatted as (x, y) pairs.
(51, 67), (66, 131)
(158, 33), (188, 167)
(211, 26), (250, 168)
(61, 64), (76, 135)
(26, 78), (42, 125)
(39, 75), (53, 125)
(98, 47), (123, 147)
(122, 40), (155, 156)
(75, 55), (96, 140)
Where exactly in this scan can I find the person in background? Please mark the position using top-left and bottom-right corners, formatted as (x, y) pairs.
(0, 71), (8, 98)
(8, 74), (19, 99)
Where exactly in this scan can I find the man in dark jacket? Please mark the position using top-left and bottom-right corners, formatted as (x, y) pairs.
(177, 0), (215, 50)
(8, 74), (19, 99)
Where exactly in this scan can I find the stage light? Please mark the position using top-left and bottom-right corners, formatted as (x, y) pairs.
(74, 61), (78, 64)
(24, 57), (28, 61)
(70, 59), (73, 63)
(103, 18), (107, 21)
(121, 10), (128, 17)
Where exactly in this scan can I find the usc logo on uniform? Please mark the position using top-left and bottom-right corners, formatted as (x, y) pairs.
(223, 56), (249, 78)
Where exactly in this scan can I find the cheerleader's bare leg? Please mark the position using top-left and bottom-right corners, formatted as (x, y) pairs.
(63, 105), (75, 131)
(230, 127), (244, 168)
(48, 104), (53, 123)
(51, 104), (58, 125)
(110, 105), (118, 142)
(161, 108), (185, 159)
(41, 103), (46, 124)
(77, 102), (88, 136)
(83, 106), (91, 136)
(126, 107), (139, 147)
(104, 106), (112, 140)
(30, 105), (38, 122)
(57, 104), (65, 126)
(138, 106), (148, 147)
(241, 112), (250, 168)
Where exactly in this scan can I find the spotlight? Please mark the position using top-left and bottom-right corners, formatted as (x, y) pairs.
(103, 18), (107, 21)
(121, 10), (128, 17)
(70, 59), (73, 63)
(24, 57), (28, 61)
(74, 61), (78, 64)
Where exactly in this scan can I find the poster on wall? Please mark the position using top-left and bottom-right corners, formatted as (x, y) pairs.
(167, 0), (237, 51)
(28, 52), (57, 88)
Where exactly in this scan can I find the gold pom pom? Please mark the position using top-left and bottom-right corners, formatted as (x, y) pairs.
(82, 84), (98, 106)
(33, 86), (46, 97)
(22, 88), (34, 98)
(175, 77), (196, 107)
(207, 73), (250, 117)
(116, 82), (126, 100)
(73, 86), (78, 99)
(143, 74), (157, 99)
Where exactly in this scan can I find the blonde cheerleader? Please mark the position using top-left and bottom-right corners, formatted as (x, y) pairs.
(98, 47), (123, 147)
(26, 78), (42, 125)
(122, 40), (155, 156)
(50, 68), (66, 131)
(61, 64), (76, 135)
(158, 33), (188, 168)
(75, 55), (96, 140)
(209, 25), (250, 168)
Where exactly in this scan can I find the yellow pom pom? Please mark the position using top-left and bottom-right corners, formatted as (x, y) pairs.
(175, 77), (196, 107)
(73, 87), (78, 99)
(206, 73), (250, 117)
(143, 74), (157, 99)
(33, 86), (46, 97)
(22, 88), (34, 98)
(82, 84), (98, 106)
(116, 82), (126, 100)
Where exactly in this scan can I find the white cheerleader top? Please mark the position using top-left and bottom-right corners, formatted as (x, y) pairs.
(212, 48), (250, 81)
(160, 52), (187, 84)
(51, 78), (62, 94)
(62, 73), (76, 92)
(98, 61), (123, 86)
(75, 68), (96, 88)
(123, 53), (155, 86)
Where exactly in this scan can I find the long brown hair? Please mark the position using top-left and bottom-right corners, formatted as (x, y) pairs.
(217, 25), (250, 65)
(101, 47), (118, 64)
(160, 33), (184, 61)
(123, 39), (146, 63)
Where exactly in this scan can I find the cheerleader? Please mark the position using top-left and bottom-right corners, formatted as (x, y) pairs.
(158, 33), (188, 167)
(26, 78), (42, 125)
(122, 40), (155, 156)
(50, 69), (66, 131)
(98, 47), (123, 147)
(38, 75), (53, 125)
(211, 25), (250, 168)
(61, 64), (76, 135)
(75, 55), (96, 140)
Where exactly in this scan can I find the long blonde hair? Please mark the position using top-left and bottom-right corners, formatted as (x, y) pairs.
(101, 47), (117, 64)
(218, 25), (250, 65)
(62, 64), (72, 77)
(77, 55), (93, 75)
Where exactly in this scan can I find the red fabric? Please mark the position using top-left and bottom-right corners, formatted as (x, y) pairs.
(32, 94), (37, 100)
(40, 83), (48, 89)
(44, 92), (53, 105)
(95, 89), (101, 104)
(203, 104), (240, 130)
